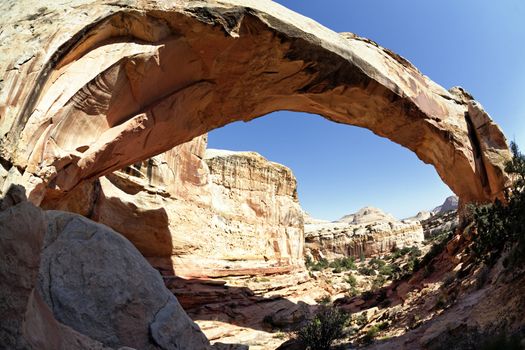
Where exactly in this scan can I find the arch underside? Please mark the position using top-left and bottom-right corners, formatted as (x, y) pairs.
(0, 0), (510, 207)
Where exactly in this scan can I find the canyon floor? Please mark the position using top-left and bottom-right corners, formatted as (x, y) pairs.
(164, 210), (464, 349)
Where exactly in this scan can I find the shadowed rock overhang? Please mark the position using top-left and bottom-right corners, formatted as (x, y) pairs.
(0, 0), (511, 208)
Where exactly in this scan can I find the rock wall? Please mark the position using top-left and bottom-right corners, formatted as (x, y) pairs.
(305, 208), (424, 260)
(52, 135), (304, 278)
(202, 149), (304, 276)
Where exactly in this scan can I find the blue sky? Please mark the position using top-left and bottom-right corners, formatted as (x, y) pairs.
(208, 0), (525, 221)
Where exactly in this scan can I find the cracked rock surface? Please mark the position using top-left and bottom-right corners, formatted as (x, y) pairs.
(37, 211), (210, 349)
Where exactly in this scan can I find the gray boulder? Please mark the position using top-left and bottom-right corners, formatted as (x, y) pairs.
(38, 211), (211, 349)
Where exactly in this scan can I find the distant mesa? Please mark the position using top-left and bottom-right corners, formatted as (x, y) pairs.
(337, 206), (397, 225)
(432, 195), (459, 214)
(405, 210), (434, 222)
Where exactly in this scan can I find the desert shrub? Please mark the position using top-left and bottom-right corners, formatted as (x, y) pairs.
(378, 263), (394, 276)
(354, 312), (368, 327)
(406, 256), (420, 272)
(408, 246), (422, 257)
(329, 257), (357, 271)
(471, 141), (525, 266)
(308, 258), (330, 271)
(475, 264), (490, 289)
(363, 324), (380, 344)
(417, 231), (453, 270)
(371, 275), (386, 291)
(297, 306), (350, 350)
(317, 295), (331, 305)
(368, 257), (386, 268)
(305, 255), (313, 266)
(347, 286), (358, 297)
(390, 246), (419, 260)
(442, 272), (456, 287)
(434, 293), (447, 309)
(376, 321), (389, 331)
(358, 266), (376, 276)
(345, 273), (357, 287)
(332, 266), (342, 273)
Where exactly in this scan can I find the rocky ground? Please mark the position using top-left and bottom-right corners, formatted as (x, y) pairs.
(187, 213), (525, 350)
(160, 208), (458, 349)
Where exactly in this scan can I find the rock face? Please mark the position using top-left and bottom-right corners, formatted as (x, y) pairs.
(49, 135), (304, 278)
(432, 195), (459, 214)
(0, 187), (46, 349)
(200, 149), (304, 276)
(0, 0), (511, 212)
(37, 211), (210, 349)
(305, 207), (424, 260)
(0, 188), (211, 349)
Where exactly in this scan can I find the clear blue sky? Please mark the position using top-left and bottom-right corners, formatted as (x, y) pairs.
(208, 0), (525, 221)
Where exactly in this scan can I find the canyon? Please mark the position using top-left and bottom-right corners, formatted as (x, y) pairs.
(0, 0), (522, 349)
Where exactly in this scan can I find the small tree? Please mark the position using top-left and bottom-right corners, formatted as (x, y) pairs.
(472, 141), (525, 265)
(297, 306), (350, 350)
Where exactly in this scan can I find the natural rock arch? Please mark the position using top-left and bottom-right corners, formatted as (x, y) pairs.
(0, 0), (510, 208)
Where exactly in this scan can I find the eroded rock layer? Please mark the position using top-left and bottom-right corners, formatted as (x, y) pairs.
(0, 0), (511, 212)
(51, 135), (304, 278)
(305, 208), (424, 260)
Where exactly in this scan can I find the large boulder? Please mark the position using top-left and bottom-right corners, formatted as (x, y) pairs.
(0, 187), (45, 348)
(37, 211), (211, 349)
(0, 187), (113, 349)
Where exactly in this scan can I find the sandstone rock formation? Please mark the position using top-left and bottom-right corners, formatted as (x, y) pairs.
(49, 135), (304, 278)
(421, 210), (459, 240)
(432, 195), (459, 214)
(0, 188), (212, 349)
(404, 196), (460, 239)
(339, 206), (397, 225)
(0, 187), (46, 349)
(0, 1), (518, 349)
(0, 0), (511, 212)
(38, 211), (210, 350)
(305, 207), (424, 260)
(201, 148), (304, 276)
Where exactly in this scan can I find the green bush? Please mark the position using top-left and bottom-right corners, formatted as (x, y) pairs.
(332, 266), (342, 273)
(417, 231), (453, 271)
(354, 312), (368, 327)
(368, 257), (386, 268)
(378, 263), (394, 277)
(408, 246), (422, 257)
(307, 258), (330, 271)
(371, 275), (386, 291)
(345, 273), (357, 287)
(297, 306), (350, 350)
(390, 246), (420, 260)
(358, 266), (376, 276)
(317, 295), (331, 305)
(329, 257), (357, 271)
(363, 324), (380, 344)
